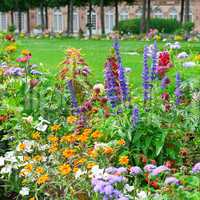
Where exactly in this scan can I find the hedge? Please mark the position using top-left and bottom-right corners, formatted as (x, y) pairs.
(118, 18), (182, 34)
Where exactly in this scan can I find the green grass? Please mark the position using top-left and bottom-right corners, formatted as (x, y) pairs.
(18, 38), (200, 87)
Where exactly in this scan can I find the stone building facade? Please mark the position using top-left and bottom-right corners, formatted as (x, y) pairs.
(0, 0), (199, 34)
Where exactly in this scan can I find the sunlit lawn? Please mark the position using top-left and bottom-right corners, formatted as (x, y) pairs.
(18, 37), (200, 87)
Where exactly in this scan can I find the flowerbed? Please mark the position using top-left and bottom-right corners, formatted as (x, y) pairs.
(0, 33), (200, 200)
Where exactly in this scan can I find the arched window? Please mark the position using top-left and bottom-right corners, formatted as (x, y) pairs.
(169, 7), (178, 19)
(36, 8), (46, 26)
(153, 7), (163, 18)
(135, 7), (142, 18)
(73, 10), (79, 32)
(105, 10), (114, 33)
(120, 10), (128, 21)
(14, 12), (27, 32)
(53, 8), (63, 32)
(87, 10), (97, 30)
(0, 12), (8, 32)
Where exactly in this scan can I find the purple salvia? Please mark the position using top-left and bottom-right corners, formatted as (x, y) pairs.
(104, 60), (119, 108)
(67, 80), (79, 114)
(132, 106), (139, 127)
(151, 41), (158, 81)
(143, 46), (150, 102)
(161, 76), (170, 90)
(113, 39), (129, 102)
(174, 72), (182, 105)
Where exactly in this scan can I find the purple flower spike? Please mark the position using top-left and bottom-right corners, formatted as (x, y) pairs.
(143, 46), (150, 102)
(132, 106), (139, 127)
(175, 72), (182, 105)
(113, 39), (130, 103)
(151, 41), (158, 81)
(161, 76), (171, 90)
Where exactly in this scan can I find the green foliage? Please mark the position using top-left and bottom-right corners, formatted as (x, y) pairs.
(118, 18), (182, 34)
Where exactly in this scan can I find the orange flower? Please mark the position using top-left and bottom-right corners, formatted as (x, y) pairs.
(59, 164), (71, 175)
(74, 158), (87, 166)
(88, 149), (97, 158)
(51, 124), (61, 132)
(87, 162), (96, 169)
(29, 197), (35, 200)
(104, 147), (114, 154)
(118, 139), (126, 145)
(23, 155), (30, 162)
(36, 174), (49, 185)
(32, 131), (41, 140)
(48, 135), (59, 143)
(67, 116), (77, 124)
(19, 143), (26, 151)
(83, 128), (92, 135)
(36, 167), (45, 174)
(61, 134), (76, 143)
(24, 164), (33, 172)
(119, 156), (129, 165)
(48, 143), (58, 153)
(5, 44), (17, 52)
(78, 133), (89, 143)
(91, 130), (102, 139)
(21, 49), (31, 55)
(62, 149), (75, 158)
(73, 167), (79, 173)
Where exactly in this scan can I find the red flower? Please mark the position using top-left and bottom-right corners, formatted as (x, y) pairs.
(150, 181), (159, 189)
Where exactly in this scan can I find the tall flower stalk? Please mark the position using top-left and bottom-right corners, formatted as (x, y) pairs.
(67, 80), (79, 114)
(151, 41), (157, 81)
(143, 46), (150, 104)
(175, 72), (182, 105)
(132, 105), (139, 127)
(113, 39), (129, 103)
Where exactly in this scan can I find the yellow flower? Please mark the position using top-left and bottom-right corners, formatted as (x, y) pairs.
(21, 49), (30, 55)
(29, 197), (35, 200)
(83, 128), (92, 135)
(36, 167), (45, 174)
(73, 167), (79, 173)
(91, 130), (102, 139)
(51, 124), (61, 132)
(62, 149), (75, 158)
(48, 143), (58, 153)
(5, 44), (17, 52)
(119, 156), (129, 165)
(195, 54), (200, 62)
(19, 143), (26, 151)
(74, 158), (87, 167)
(103, 147), (114, 154)
(23, 155), (30, 162)
(48, 135), (59, 143)
(87, 162), (96, 169)
(118, 139), (126, 146)
(36, 173), (49, 185)
(67, 116), (77, 124)
(32, 131), (41, 140)
(24, 163), (33, 172)
(61, 134), (76, 143)
(59, 164), (71, 175)
(33, 155), (43, 162)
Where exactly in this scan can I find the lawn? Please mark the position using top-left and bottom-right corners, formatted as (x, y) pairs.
(18, 37), (200, 87)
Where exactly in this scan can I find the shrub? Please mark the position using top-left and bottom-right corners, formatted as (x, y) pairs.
(118, 18), (182, 34)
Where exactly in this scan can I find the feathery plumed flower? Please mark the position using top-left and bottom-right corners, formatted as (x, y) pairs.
(113, 39), (129, 102)
(130, 166), (143, 176)
(164, 177), (180, 185)
(151, 165), (170, 176)
(132, 106), (139, 127)
(67, 80), (79, 114)
(144, 164), (157, 173)
(192, 162), (200, 174)
(143, 46), (150, 102)
(151, 41), (158, 81)
(174, 72), (182, 105)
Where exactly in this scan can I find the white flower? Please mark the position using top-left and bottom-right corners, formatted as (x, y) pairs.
(183, 61), (196, 68)
(16, 140), (35, 153)
(19, 187), (30, 196)
(177, 52), (188, 59)
(75, 169), (87, 179)
(91, 165), (104, 178)
(124, 184), (134, 192)
(0, 165), (12, 174)
(93, 84), (105, 95)
(38, 144), (50, 151)
(192, 92), (200, 101)
(23, 116), (33, 124)
(4, 151), (17, 163)
(0, 157), (5, 166)
(170, 42), (181, 49)
(35, 122), (48, 132)
(136, 191), (148, 200)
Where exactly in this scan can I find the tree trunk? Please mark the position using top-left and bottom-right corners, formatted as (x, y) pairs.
(27, 9), (30, 33)
(69, 0), (74, 35)
(185, 0), (190, 22)
(180, 0), (185, 24)
(114, 0), (119, 30)
(40, 3), (45, 31)
(100, 0), (105, 35)
(146, 0), (151, 33)
(88, 0), (93, 38)
(45, 6), (48, 29)
(140, 0), (147, 33)
(18, 11), (22, 33)
(67, 3), (70, 34)
(11, 10), (14, 26)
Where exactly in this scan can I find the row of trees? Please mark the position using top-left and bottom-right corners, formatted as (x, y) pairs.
(0, 0), (191, 36)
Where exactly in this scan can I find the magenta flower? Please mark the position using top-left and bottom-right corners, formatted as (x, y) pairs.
(144, 164), (157, 173)
(151, 165), (170, 176)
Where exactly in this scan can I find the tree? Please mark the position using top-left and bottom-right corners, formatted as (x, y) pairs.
(180, 0), (185, 24)
(140, 0), (147, 33)
(146, 0), (151, 33)
(185, 0), (190, 22)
